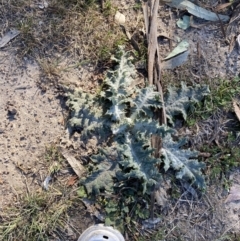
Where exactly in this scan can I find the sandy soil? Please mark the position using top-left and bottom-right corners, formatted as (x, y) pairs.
(0, 52), (65, 208)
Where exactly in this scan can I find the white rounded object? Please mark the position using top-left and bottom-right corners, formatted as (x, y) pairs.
(115, 11), (125, 25)
(78, 224), (125, 241)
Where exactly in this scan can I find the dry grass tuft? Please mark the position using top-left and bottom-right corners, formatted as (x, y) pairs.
(0, 191), (70, 240)
(0, 145), (91, 240)
(0, 0), (127, 66)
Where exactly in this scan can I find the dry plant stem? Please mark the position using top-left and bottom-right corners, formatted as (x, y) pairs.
(142, 1), (149, 40)
(168, 9), (173, 51)
(155, 53), (166, 124)
(214, 11), (226, 39)
(150, 190), (155, 220)
(217, 220), (240, 241)
(100, 0), (104, 9)
(143, 0), (167, 221)
(147, 0), (159, 86)
(144, 0), (166, 124)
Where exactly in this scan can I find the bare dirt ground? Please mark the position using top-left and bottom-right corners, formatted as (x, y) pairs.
(1, 0), (240, 240)
(0, 52), (65, 207)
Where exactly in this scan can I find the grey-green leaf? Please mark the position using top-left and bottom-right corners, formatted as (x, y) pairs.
(67, 91), (105, 137)
(164, 82), (210, 124)
(167, 0), (229, 22)
(177, 15), (190, 30)
(103, 46), (136, 121)
(164, 40), (189, 60)
(83, 149), (121, 195)
(118, 137), (162, 193)
(161, 134), (205, 189)
(130, 86), (161, 119)
(132, 119), (172, 139)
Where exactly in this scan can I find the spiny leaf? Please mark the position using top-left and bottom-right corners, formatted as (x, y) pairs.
(118, 136), (162, 193)
(111, 118), (170, 140)
(67, 91), (100, 124)
(161, 134), (205, 189)
(111, 118), (133, 136)
(103, 46), (136, 121)
(67, 90), (99, 114)
(83, 148), (121, 195)
(130, 86), (161, 119)
(67, 90), (109, 140)
(106, 102), (126, 121)
(132, 119), (171, 139)
(84, 168), (115, 195)
(164, 82), (210, 124)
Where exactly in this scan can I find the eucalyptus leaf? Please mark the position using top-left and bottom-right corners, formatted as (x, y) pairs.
(164, 40), (189, 60)
(167, 0), (229, 22)
(0, 29), (20, 48)
(177, 15), (190, 30)
(162, 50), (189, 70)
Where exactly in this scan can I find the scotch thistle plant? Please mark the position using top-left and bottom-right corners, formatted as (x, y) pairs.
(66, 46), (210, 196)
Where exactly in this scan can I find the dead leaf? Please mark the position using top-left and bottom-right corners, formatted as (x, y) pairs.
(229, 3), (240, 25)
(198, 152), (211, 158)
(61, 149), (85, 177)
(237, 34), (240, 54)
(67, 175), (78, 186)
(189, 16), (206, 29)
(38, 0), (48, 9)
(0, 29), (20, 48)
(43, 176), (52, 190)
(228, 35), (236, 53)
(121, 27), (141, 54)
(58, 117), (64, 125)
(115, 11), (125, 25)
(162, 50), (189, 70)
(167, 0), (229, 22)
(177, 15), (190, 30)
(157, 32), (173, 40)
(154, 179), (171, 206)
(233, 100), (240, 122)
(155, 187), (168, 206)
(225, 184), (240, 203)
(142, 217), (161, 229)
(82, 198), (105, 221)
(215, 2), (232, 12)
(164, 40), (189, 60)
(183, 182), (197, 198)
